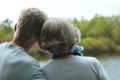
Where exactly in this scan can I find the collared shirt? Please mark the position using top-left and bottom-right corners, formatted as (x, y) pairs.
(0, 42), (46, 80)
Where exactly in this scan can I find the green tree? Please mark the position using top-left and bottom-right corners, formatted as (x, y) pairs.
(1, 19), (13, 33)
(0, 19), (13, 42)
(87, 16), (108, 38)
(111, 15), (120, 45)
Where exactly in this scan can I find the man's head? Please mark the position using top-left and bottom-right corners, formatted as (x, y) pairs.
(14, 8), (48, 41)
(39, 18), (81, 56)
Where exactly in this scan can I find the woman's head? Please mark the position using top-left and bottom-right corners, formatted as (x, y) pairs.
(39, 18), (81, 56)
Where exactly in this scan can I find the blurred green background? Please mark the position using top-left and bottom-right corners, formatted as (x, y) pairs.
(0, 15), (120, 80)
(0, 15), (120, 58)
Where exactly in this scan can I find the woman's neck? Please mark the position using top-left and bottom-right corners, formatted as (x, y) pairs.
(53, 55), (74, 60)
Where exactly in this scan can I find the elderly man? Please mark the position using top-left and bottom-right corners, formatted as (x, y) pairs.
(0, 8), (48, 80)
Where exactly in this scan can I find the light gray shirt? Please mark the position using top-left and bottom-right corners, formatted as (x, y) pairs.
(0, 42), (46, 80)
(42, 56), (110, 80)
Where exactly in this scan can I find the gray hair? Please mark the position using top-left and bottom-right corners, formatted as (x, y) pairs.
(39, 18), (81, 55)
(15, 8), (48, 41)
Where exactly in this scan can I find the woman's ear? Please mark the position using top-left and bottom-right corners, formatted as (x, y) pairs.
(14, 23), (17, 32)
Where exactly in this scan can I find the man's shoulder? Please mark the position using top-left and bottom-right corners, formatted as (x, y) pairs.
(3, 45), (40, 67)
(4, 51), (41, 74)
(0, 42), (7, 49)
(12, 51), (39, 65)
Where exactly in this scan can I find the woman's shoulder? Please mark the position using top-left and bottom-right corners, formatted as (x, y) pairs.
(75, 56), (98, 63)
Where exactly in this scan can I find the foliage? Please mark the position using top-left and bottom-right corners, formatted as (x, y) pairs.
(72, 15), (120, 54)
(79, 37), (120, 54)
(0, 19), (13, 42)
(0, 15), (120, 56)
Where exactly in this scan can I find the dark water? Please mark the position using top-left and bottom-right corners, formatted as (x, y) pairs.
(95, 54), (120, 80)
(40, 53), (120, 80)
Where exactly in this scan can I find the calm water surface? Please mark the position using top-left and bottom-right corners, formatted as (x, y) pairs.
(40, 54), (120, 80)
(95, 54), (120, 80)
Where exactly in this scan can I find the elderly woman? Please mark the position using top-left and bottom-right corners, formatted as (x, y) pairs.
(39, 18), (110, 80)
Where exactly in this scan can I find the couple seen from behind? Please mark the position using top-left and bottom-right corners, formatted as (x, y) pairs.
(0, 8), (110, 80)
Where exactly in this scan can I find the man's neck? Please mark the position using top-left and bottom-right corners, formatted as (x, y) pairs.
(10, 38), (37, 52)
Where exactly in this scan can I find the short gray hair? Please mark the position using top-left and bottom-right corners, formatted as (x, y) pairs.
(39, 18), (81, 55)
(15, 8), (48, 40)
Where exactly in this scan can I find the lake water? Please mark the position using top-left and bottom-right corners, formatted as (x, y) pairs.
(40, 54), (120, 80)
(95, 54), (120, 80)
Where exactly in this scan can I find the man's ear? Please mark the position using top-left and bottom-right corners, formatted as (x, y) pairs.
(14, 23), (17, 32)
